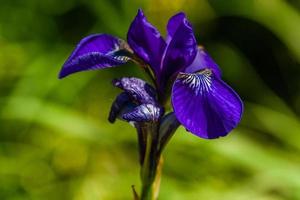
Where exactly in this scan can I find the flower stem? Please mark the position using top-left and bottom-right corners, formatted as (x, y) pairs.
(139, 124), (163, 200)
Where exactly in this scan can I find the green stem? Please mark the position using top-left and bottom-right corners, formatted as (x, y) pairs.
(139, 124), (163, 200)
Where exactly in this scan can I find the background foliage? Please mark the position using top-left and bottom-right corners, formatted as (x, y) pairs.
(1, 0), (300, 199)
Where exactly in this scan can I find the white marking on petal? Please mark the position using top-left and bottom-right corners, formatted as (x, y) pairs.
(178, 69), (212, 96)
(112, 55), (130, 62)
(106, 40), (131, 62)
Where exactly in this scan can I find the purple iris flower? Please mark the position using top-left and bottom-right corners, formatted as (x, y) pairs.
(59, 9), (243, 139)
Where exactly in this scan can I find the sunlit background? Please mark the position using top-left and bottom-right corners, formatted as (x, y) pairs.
(1, 0), (300, 199)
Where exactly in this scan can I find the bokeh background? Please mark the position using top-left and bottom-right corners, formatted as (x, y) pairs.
(1, 0), (300, 199)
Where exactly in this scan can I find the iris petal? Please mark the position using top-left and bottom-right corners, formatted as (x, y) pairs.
(171, 69), (243, 139)
(108, 92), (134, 123)
(123, 104), (163, 122)
(166, 12), (185, 43)
(127, 9), (166, 76)
(185, 47), (221, 77)
(59, 34), (132, 78)
(160, 13), (197, 84)
(113, 77), (157, 105)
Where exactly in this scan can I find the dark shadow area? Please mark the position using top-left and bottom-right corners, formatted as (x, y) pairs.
(197, 16), (300, 114)
(55, 5), (97, 43)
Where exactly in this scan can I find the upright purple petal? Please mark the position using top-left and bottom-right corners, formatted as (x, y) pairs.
(59, 34), (132, 78)
(172, 69), (243, 139)
(160, 13), (197, 84)
(185, 47), (221, 77)
(113, 77), (157, 105)
(127, 9), (166, 76)
(166, 12), (185, 43)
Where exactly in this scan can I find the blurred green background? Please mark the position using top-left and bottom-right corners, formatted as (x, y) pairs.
(1, 0), (300, 199)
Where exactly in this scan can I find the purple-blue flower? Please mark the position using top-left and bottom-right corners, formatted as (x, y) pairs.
(59, 9), (243, 139)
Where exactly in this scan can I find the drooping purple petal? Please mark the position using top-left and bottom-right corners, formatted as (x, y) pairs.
(127, 9), (166, 76)
(123, 104), (163, 122)
(59, 34), (132, 78)
(160, 13), (197, 84)
(185, 46), (221, 77)
(113, 77), (157, 104)
(172, 69), (243, 139)
(108, 92), (135, 123)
